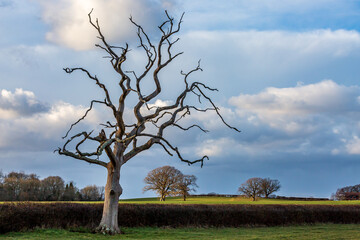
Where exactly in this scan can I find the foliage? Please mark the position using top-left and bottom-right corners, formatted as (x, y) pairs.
(80, 185), (103, 201)
(175, 174), (198, 201)
(143, 166), (183, 201)
(2, 225), (360, 240)
(238, 177), (263, 201)
(238, 177), (281, 201)
(261, 178), (281, 198)
(334, 184), (360, 200)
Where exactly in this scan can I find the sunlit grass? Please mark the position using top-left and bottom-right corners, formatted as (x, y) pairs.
(118, 196), (360, 205)
(1, 224), (360, 239)
(1, 196), (360, 205)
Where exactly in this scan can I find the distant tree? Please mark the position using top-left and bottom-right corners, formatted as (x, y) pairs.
(238, 177), (263, 201)
(0, 170), (4, 201)
(260, 178), (281, 198)
(334, 184), (360, 200)
(143, 166), (182, 201)
(41, 176), (65, 201)
(175, 174), (198, 201)
(80, 185), (102, 201)
(19, 174), (41, 201)
(98, 186), (105, 200)
(3, 171), (30, 200)
(0, 170), (4, 184)
(62, 181), (78, 201)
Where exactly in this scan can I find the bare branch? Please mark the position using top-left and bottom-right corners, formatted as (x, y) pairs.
(63, 99), (107, 139)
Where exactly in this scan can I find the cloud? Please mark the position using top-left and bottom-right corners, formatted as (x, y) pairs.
(226, 80), (360, 156)
(36, 0), (176, 50)
(0, 88), (49, 119)
(0, 0), (11, 8)
(230, 80), (360, 116)
(0, 89), (101, 151)
(346, 136), (360, 155)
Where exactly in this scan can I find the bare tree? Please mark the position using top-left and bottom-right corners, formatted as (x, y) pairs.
(62, 181), (78, 201)
(238, 177), (263, 201)
(41, 176), (65, 201)
(176, 174), (198, 201)
(143, 166), (182, 201)
(81, 185), (102, 201)
(56, 10), (239, 234)
(260, 178), (281, 198)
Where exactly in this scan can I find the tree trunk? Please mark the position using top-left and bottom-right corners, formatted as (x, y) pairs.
(160, 195), (165, 201)
(183, 194), (186, 201)
(96, 162), (122, 235)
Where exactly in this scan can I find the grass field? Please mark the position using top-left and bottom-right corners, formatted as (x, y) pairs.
(1, 196), (360, 205)
(1, 224), (360, 239)
(118, 196), (360, 205)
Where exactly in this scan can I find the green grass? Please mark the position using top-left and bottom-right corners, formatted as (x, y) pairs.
(118, 196), (360, 205)
(1, 224), (360, 239)
(1, 196), (360, 205)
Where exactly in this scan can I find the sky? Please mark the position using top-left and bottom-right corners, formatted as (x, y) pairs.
(1, 0), (360, 199)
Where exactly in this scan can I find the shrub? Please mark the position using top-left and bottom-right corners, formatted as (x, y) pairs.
(1, 203), (360, 233)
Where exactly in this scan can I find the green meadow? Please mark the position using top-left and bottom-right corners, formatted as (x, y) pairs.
(1, 224), (360, 239)
(1, 196), (360, 205)
(118, 196), (360, 205)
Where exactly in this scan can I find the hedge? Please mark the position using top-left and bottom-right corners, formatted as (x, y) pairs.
(1, 203), (360, 233)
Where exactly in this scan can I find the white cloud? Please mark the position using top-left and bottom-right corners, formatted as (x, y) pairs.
(36, 0), (175, 50)
(0, 89), (101, 151)
(196, 137), (241, 157)
(0, 88), (49, 119)
(346, 136), (360, 155)
(229, 80), (360, 134)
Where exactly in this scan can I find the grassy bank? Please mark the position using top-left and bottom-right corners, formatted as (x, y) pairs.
(1, 224), (360, 239)
(1, 196), (360, 205)
(118, 196), (360, 205)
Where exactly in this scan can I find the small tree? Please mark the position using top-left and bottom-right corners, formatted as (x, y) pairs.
(176, 174), (198, 201)
(62, 181), (78, 201)
(238, 177), (263, 201)
(81, 185), (102, 201)
(260, 178), (281, 198)
(143, 166), (182, 201)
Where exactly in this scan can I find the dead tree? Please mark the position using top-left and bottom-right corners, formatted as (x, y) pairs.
(56, 10), (240, 235)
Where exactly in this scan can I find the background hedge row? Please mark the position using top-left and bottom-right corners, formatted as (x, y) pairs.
(1, 203), (360, 233)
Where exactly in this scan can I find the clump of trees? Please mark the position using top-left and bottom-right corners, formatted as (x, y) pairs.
(238, 177), (281, 201)
(0, 170), (104, 201)
(333, 184), (360, 200)
(143, 166), (198, 201)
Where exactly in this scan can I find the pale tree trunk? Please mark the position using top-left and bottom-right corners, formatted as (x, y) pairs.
(96, 162), (122, 234)
(160, 194), (166, 201)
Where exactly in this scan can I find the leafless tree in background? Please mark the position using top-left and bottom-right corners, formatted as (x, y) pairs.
(176, 174), (198, 201)
(55, 10), (239, 234)
(143, 166), (182, 201)
(238, 177), (263, 201)
(260, 178), (281, 198)
(41, 176), (65, 201)
(80, 185), (102, 201)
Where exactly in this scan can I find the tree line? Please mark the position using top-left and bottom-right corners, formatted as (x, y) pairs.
(0, 168), (282, 202)
(0, 170), (104, 201)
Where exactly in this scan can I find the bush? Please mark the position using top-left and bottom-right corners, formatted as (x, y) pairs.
(1, 203), (360, 233)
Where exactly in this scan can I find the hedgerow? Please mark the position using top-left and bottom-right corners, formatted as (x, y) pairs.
(1, 203), (360, 233)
